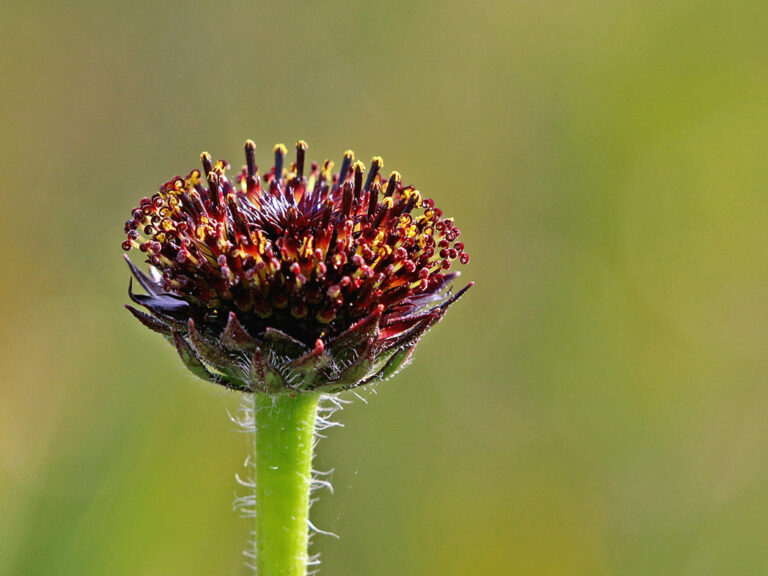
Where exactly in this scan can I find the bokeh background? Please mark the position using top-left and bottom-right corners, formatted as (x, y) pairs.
(2, 1), (767, 574)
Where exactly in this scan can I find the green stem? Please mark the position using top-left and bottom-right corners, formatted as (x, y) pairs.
(252, 392), (319, 576)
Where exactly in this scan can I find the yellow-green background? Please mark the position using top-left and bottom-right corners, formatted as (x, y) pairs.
(2, 1), (767, 574)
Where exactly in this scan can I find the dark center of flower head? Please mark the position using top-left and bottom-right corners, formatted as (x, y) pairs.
(123, 141), (469, 346)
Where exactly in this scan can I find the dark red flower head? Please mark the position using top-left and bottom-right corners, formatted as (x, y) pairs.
(124, 140), (471, 393)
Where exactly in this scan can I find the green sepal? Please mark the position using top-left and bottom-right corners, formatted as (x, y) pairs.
(359, 345), (415, 387)
(173, 333), (248, 391)
(262, 328), (307, 358)
(287, 341), (332, 390)
(220, 312), (257, 353)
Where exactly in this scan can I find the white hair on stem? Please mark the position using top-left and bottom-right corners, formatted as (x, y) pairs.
(232, 392), (355, 573)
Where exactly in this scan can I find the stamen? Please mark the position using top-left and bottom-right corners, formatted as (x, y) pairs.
(296, 140), (308, 180)
(340, 180), (354, 220)
(207, 171), (221, 212)
(336, 150), (354, 188)
(385, 171), (400, 197)
(200, 152), (213, 177)
(274, 144), (287, 181)
(244, 140), (256, 178)
(403, 191), (419, 214)
(320, 198), (333, 229)
(365, 156), (383, 191)
(353, 161), (365, 199)
(227, 195), (251, 240)
(370, 198), (392, 229)
(367, 181), (380, 219)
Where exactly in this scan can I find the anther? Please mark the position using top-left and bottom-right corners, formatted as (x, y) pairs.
(273, 144), (287, 181)
(320, 198), (333, 229)
(385, 171), (400, 197)
(227, 195), (250, 238)
(337, 150), (354, 188)
(244, 140), (256, 177)
(341, 180), (354, 219)
(296, 140), (308, 180)
(207, 171), (221, 211)
(353, 161), (365, 198)
(365, 156), (383, 191)
(189, 190), (207, 217)
(370, 201), (390, 229)
(200, 152), (213, 177)
(403, 192), (419, 214)
(367, 181), (380, 218)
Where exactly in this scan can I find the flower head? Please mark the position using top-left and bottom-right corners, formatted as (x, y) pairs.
(123, 140), (471, 393)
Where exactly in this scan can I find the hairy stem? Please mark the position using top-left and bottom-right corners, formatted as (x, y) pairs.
(253, 392), (319, 575)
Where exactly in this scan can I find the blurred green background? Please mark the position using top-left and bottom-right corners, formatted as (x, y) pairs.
(2, 1), (767, 574)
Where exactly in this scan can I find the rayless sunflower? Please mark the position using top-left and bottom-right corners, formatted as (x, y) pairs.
(123, 140), (471, 393)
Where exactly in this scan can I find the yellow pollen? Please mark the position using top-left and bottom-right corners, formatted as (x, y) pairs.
(300, 236), (314, 258)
